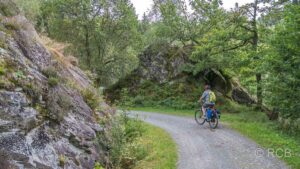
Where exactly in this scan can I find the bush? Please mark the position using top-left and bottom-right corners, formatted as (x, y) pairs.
(59, 155), (65, 167)
(94, 162), (104, 169)
(48, 77), (59, 87)
(81, 88), (100, 110)
(97, 113), (147, 169)
(42, 66), (58, 78)
(42, 66), (61, 88)
(4, 21), (21, 30)
(23, 82), (42, 106)
(131, 95), (145, 106)
(46, 89), (73, 123)
(116, 81), (202, 110)
(0, 65), (5, 76)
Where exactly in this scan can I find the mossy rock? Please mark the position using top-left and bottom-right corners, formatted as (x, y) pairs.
(0, 1), (19, 17)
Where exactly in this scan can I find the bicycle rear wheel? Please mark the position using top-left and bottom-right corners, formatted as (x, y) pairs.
(195, 109), (205, 125)
(209, 112), (218, 129)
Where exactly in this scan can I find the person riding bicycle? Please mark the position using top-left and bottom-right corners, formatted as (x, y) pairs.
(198, 84), (216, 119)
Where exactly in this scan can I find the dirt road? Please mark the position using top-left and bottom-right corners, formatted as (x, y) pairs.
(131, 111), (288, 169)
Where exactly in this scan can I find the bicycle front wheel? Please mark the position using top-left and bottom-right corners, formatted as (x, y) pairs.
(209, 114), (218, 129)
(195, 109), (205, 125)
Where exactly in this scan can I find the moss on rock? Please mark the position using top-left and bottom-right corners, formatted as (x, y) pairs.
(0, 0), (19, 17)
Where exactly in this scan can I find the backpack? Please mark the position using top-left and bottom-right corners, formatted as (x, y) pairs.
(209, 91), (216, 103)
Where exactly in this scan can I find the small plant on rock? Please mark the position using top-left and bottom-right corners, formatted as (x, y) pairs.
(59, 155), (65, 167)
(42, 66), (58, 79)
(81, 88), (100, 110)
(0, 65), (5, 76)
(48, 77), (59, 87)
(42, 66), (61, 88)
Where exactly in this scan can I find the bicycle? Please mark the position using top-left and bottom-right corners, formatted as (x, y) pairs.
(195, 104), (219, 129)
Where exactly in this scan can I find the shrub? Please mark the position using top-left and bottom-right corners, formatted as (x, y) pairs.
(118, 88), (134, 108)
(97, 113), (147, 169)
(0, 65), (5, 76)
(59, 155), (65, 167)
(13, 70), (25, 79)
(132, 95), (145, 106)
(23, 82), (42, 106)
(94, 162), (104, 169)
(42, 66), (58, 78)
(42, 66), (61, 88)
(81, 88), (100, 110)
(46, 90), (73, 123)
(4, 21), (21, 30)
(48, 77), (59, 87)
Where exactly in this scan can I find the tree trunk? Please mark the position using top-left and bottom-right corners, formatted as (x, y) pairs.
(256, 73), (262, 108)
(252, 0), (263, 109)
(84, 25), (91, 68)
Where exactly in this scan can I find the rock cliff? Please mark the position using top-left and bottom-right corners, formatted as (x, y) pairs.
(106, 44), (255, 106)
(0, 1), (111, 168)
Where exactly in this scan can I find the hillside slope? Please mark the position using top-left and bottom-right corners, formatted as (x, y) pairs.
(0, 1), (112, 168)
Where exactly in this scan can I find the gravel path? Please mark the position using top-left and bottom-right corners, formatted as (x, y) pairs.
(130, 111), (288, 169)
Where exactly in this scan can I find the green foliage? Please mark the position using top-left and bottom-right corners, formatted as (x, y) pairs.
(97, 113), (147, 169)
(118, 88), (134, 109)
(4, 21), (21, 30)
(94, 162), (104, 169)
(0, 66), (5, 76)
(263, 4), (300, 132)
(59, 155), (65, 167)
(14, 0), (41, 26)
(32, 0), (142, 86)
(119, 80), (203, 110)
(48, 77), (59, 87)
(81, 88), (100, 110)
(23, 82), (42, 105)
(42, 66), (58, 79)
(0, 0), (19, 16)
(42, 66), (61, 88)
(132, 123), (177, 169)
(46, 91), (73, 123)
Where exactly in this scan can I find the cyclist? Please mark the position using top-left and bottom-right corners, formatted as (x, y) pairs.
(198, 84), (216, 119)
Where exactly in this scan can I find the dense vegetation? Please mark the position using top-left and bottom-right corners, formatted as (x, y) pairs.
(14, 0), (299, 134)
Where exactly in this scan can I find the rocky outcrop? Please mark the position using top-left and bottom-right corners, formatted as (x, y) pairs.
(136, 45), (190, 83)
(106, 45), (255, 105)
(0, 2), (112, 169)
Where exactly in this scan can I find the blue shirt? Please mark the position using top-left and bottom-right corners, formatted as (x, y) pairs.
(202, 90), (211, 103)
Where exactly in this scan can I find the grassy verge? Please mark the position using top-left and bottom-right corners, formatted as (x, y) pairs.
(131, 106), (300, 169)
(131, 106), (194, 117)
(134, 122), (177, 169)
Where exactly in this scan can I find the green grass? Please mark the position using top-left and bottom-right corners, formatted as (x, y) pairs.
(131, 106), (194, 117)
(222, 113), (300, 169)
(134, 122), (177, 169)
(131, 106), (300, 169)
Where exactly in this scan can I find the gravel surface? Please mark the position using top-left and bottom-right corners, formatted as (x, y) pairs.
(130, 111), (288, 169)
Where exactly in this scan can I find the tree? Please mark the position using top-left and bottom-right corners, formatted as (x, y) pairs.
(265, 4), (300, 124)
(39, 0), (141, 86)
